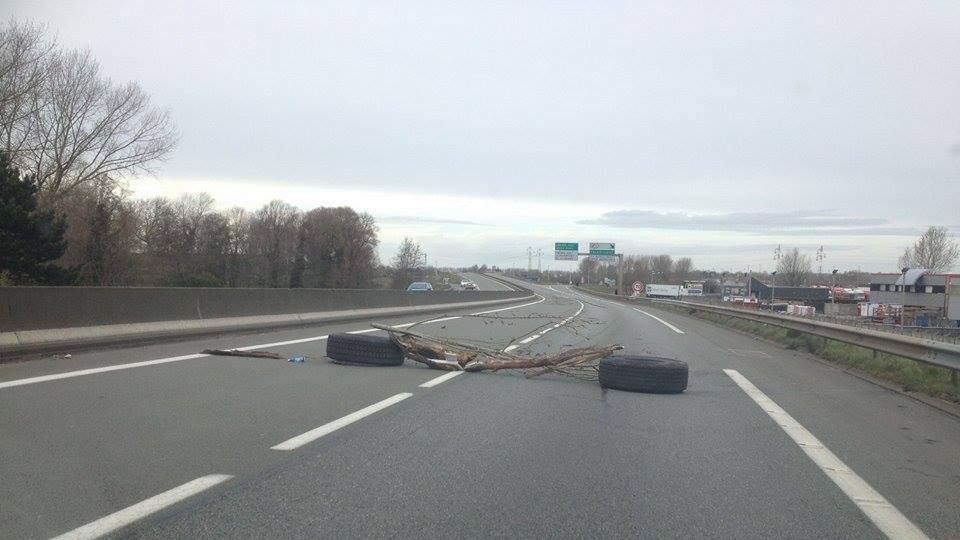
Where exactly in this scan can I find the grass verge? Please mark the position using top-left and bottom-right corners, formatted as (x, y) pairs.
(581, 283), (617, 294)
(660, 304), (960, 404)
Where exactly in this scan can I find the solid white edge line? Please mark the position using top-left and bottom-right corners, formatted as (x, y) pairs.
(0, 354), (207, 390)
(2, 295), (545, 390)
(271, 392), (413, 451)
(503, 345), (518, 352)
(723, 369), (930, 540)
(419, 371), (463, 388)
(632, 308), (684, 334)
(50, 474), (233, 540)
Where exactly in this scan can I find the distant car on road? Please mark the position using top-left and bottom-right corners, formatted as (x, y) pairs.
(406, 282), (433, 292)
(462, 282), (478, 290)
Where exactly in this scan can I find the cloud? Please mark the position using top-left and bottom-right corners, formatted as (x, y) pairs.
(576, 209), (912, 235)
(377, 215), (486, 226)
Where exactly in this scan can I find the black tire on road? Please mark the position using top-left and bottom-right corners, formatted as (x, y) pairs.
(326, 333), (404, 367)
(598, 355), (688, 394)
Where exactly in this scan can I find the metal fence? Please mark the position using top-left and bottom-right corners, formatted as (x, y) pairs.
(654, 299), (960, 373)
(810, 315), (960, 345)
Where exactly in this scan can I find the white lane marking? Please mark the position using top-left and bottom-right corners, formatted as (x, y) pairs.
(723, 369), (931, 540)
(1, 297), (545, 390)
(471, 295), (545, 315)
(234, 335), (330, 349)
(419, 371), (463, 388)
(632, 308), (684, 334)
(271, 393), (412, 450)
(50, 474), (232, 540)
(504, 300), (585, 352)
(0, 354), (206, 390)
(419, 316), (462, 324)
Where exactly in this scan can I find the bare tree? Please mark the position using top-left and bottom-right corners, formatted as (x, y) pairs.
(248, 200), (300, 287)
(133, 196), (178, 282)
(223, 207), (251, 286)
(623, 255), (652, 286)
(392, 237), (426, 288)
(578, 256), (598, 283)
(777, 247), (812, 286)
(897, 226), (958, 271)
(673, 257), (693, 282)
(0, 20), (54, 153)
(292, 207), (379, 288)
(196, 211), (232, 280)
(168, 192), (214, 276)
(651, 254), (673, 283)
(54, 182), (138, 285)
(3, 41), (177, 195)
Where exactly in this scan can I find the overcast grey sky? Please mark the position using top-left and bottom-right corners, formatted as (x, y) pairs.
(7, 1), (959, 271)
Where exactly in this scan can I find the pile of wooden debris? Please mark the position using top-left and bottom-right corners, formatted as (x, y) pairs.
(371, 323), (622, 380)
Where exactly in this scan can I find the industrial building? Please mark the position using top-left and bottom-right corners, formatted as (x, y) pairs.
(722, 277), (830, 304)
(869, 270), (959, 324)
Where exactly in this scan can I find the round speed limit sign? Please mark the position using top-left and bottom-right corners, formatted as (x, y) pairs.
(632, 281), (645, 293)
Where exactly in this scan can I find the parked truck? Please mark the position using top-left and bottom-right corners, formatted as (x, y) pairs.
(646, 284), (682, 298)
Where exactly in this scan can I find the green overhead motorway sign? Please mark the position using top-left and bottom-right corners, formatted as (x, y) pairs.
(555, 242), (579, 261)
(589, 242), (616, 261)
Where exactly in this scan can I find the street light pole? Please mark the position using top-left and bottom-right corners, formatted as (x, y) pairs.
(901, 267), (909, 327)
(616, 253), (624, 296)
(831, 268), (838, 304)
(771, 271), (777, 309)
(771, 244), (782, 309)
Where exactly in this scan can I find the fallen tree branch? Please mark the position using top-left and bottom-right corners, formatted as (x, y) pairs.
(201, 349), (283, 359)
(372, 323), (622, 378)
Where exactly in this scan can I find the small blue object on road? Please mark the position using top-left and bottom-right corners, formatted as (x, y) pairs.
(288, 355), (307, 363)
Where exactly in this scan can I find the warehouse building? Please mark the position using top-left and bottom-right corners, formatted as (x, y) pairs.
(869, 270), (959, 323)
(722, 277), (830, 303)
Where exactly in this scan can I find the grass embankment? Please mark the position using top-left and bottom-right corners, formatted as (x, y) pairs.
(660, 304), (960, 404)
(581, 283), (616, 294)
(428, 272), (467, 291)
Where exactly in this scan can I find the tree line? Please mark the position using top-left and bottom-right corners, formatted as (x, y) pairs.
(1, 20), (429, 289)
(578, 254), (695, 288)
(0, 152), (384, 287)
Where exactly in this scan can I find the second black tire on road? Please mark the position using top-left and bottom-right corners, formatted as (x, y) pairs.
(598, 355), (688, 394)
(326, 333), (404, 366)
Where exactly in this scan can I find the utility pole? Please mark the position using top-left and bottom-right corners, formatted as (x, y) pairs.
(816, 245), (825, 284)
(772, 245), (782, 308)
(527, 247), (532, 273)
(537, 249), (542, 274)
(831, 268), (838, 304)
(617, 253), (624, 296)
(771, 271), (778, 307)
(900, 267), (909, 327)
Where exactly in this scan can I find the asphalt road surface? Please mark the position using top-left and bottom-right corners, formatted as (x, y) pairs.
(460, 272), (516, 291)
(2, 276), (958, 539)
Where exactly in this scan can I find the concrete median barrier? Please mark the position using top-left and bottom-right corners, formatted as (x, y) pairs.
(0, 286), (533, 358)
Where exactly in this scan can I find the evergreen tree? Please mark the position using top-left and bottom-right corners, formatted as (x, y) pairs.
(0, 151), (70, 284)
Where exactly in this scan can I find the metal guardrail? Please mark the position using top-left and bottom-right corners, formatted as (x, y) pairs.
(654, 299), (960, 373)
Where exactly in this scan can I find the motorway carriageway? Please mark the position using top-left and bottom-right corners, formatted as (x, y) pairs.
(1, 274), (959, 539)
